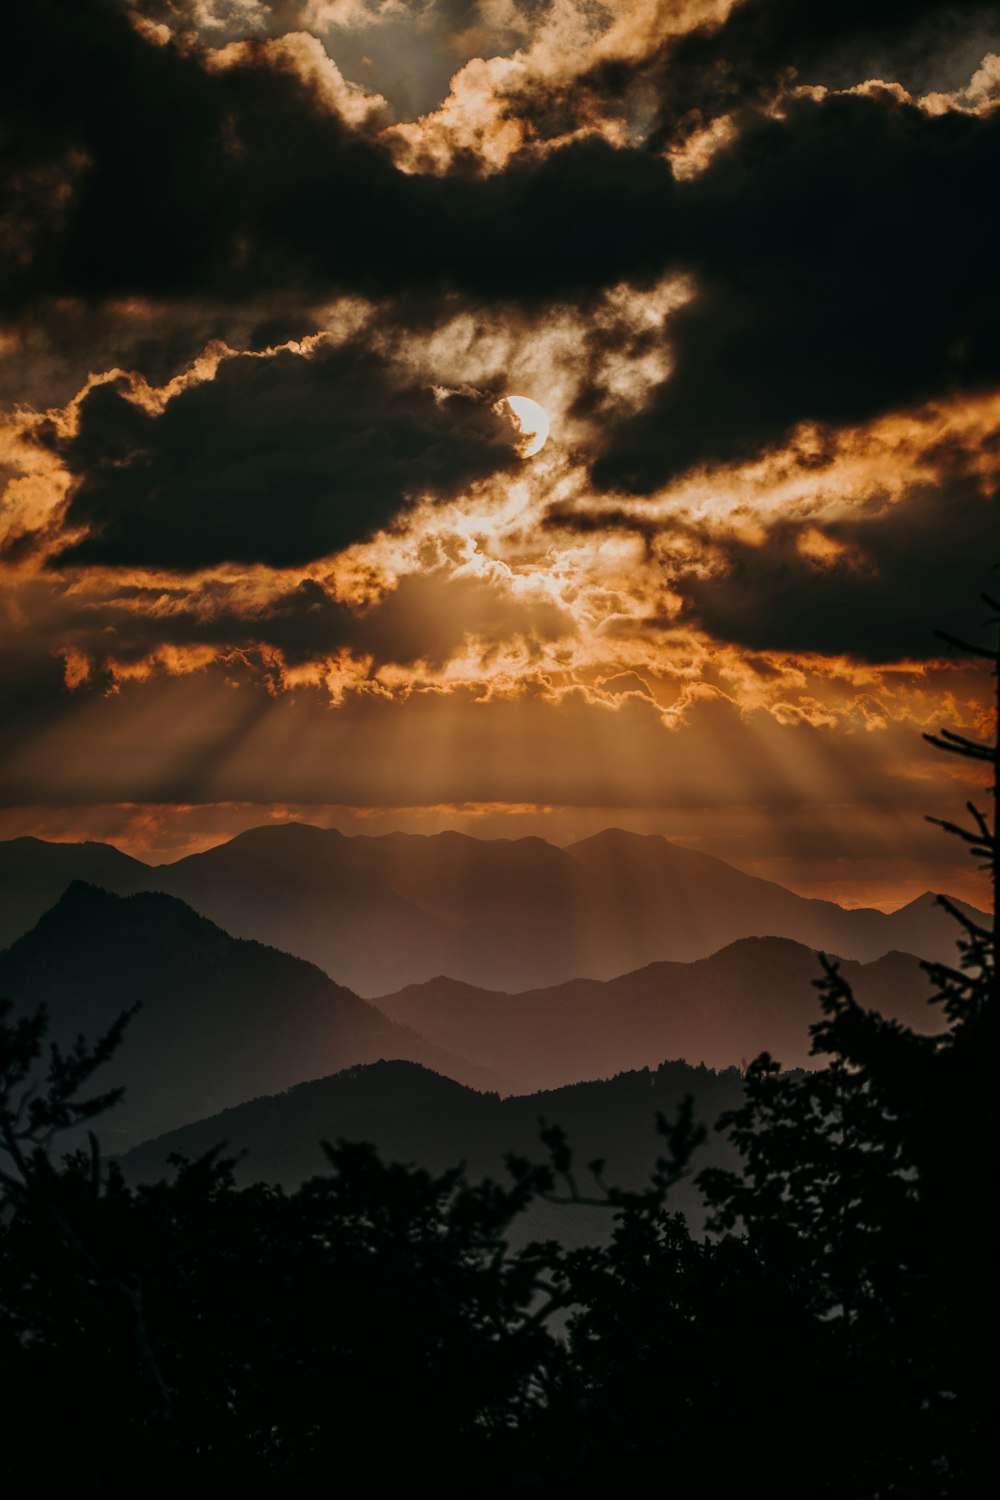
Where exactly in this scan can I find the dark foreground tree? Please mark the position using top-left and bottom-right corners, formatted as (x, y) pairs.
(0, 1022), (563, 1486)
(0, 603), (996, 1495)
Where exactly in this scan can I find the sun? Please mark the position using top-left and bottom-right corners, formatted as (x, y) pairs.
(497, 394), (550, 457)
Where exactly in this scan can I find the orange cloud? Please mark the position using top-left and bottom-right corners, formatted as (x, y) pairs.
(207, 31), (391, 128)
(383, 0), (736, 174)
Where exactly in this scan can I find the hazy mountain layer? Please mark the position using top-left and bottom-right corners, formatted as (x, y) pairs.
(146, 825), (988, 992)
(0, 883), (501, 1148)
(0, 826), (983, 995)
(374, 937), (941, 1089)
(120, 1057), (750, 1244)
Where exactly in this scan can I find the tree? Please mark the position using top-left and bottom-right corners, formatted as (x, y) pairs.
(0, 1002), (568, 1485)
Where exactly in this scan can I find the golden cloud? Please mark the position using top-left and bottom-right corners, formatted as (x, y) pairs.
(383, 0), (736, 174)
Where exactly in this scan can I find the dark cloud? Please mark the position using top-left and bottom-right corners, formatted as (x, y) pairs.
(0, 296), (323, 413)
(672, 478), (1000, 661)
(250, 568), (570, 671)
(52, 342), (518, 569)
(543, 503), (660, 548)
(646, 0), (999, 137)
(590, 91), (1000, 492)
(0, 0), (676, 323)
(59, 576), (360, 671)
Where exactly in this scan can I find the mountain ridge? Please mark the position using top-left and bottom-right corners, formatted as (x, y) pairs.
(374, 935), (941, 1089)
(0, 825), (985, 995)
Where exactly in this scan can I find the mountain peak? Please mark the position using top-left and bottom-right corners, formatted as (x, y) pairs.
(51, 877), (118, 906)
(569, 827), (665, 848)
(226, 822), (339, 846)
(14, 882), (243, 962)
(45, 879), (198, 921)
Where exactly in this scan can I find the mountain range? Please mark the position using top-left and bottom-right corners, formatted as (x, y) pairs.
(0, 843), (959, 1238)
(374, 938), (940, 1088)
(0, 826), (982, 995)
(0, 875), (945, 1133)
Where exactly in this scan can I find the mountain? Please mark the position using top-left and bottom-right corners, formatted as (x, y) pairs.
(874, 890), (990, 959)
(0, 827), (985, 996)
(138, 824), (985, 994)
(0, 883), (502, 1148)
(119, 1057), (750, 1243)
(135, 824), (465, 997)
(0, 835), (147, 948)
(560, 829), (981, 975)
(375, 937), (941, 1090)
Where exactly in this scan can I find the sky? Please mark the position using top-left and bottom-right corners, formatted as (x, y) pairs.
(1, 0), (998, 908)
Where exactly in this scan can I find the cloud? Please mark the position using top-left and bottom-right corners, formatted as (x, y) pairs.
(52, 340), (518, 569)
(0, 543), (575, 716)
(109, 568), (572, 674)
(672, 475), (1000, 661)
(383, 1), (736, 174)
(337, 567), (574, 668)
(514, 0), (1000, 159)
(0, 643), (988, 819)
(589, 89), (1000, 492)
(646, 0), (1000, 139)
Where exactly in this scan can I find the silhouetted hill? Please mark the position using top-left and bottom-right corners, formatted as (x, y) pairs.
(0, 835), (147, 947)
(0, 884), (503, 1147)
(375, 937), (941, 1089)
(0, 828), (984, 995)
(120, 1057), (750, 1242)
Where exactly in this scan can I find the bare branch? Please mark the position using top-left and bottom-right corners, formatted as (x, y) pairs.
(933, 628), (999, 662)
(925, 814), (992, 855)
(933, 893), (992, 941)
(923, 731), (994, 762)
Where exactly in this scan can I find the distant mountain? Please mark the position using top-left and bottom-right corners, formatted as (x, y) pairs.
(137, 824), (986, 994)
(0, 835), (147, 947)
(0, 827), (985, 995)
(561, 830), (984, 981)
(137, 824), (465, 997)
(119, 1057), (751, 1243)
(0, 884), (502, 1148)
(375, 937), (941, 1089)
